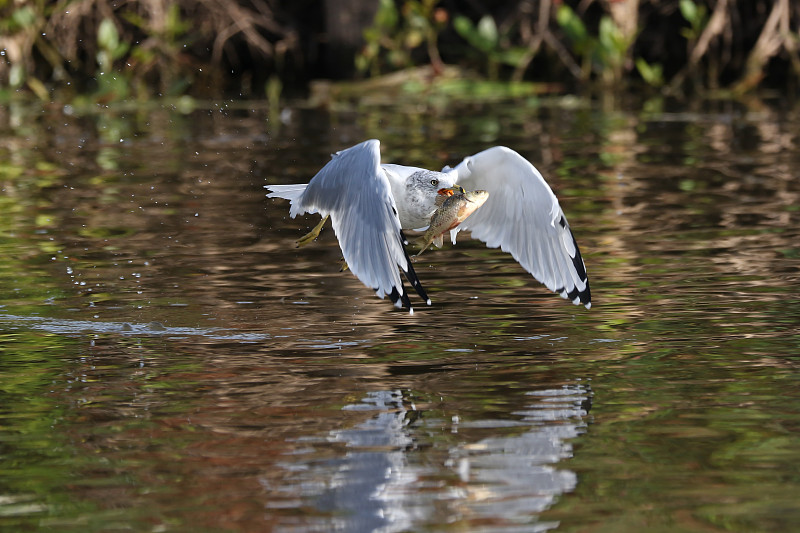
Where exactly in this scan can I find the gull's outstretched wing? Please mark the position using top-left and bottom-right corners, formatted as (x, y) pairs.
(449, 146), (591, 308)
(266, 139), (429, 313)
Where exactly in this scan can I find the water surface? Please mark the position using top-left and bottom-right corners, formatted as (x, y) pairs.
(1, 97), (799, 532)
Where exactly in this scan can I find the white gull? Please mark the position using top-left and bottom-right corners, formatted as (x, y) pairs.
(266, 139), (591, 313)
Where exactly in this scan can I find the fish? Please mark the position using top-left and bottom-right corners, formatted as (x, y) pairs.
(416, 186), (490, 256)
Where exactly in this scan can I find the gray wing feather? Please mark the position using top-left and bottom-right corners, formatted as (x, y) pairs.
(268, 139), (415, 310)
(452, 146), (591, 308)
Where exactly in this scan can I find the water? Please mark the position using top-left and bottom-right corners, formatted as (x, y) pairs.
(1, 97), (799, 532)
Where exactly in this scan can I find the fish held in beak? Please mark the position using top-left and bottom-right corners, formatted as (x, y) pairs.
(417, 188), (489, 256)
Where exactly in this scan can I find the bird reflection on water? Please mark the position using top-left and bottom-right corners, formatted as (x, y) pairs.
(265, 383), (591, 532)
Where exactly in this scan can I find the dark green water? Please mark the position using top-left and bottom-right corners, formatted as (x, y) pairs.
(1, 97), (799, 532)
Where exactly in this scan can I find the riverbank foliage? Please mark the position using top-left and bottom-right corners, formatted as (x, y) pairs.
(1, 0), (798, 102)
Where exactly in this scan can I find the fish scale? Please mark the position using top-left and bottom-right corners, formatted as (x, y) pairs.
(416, 187), (490, 256)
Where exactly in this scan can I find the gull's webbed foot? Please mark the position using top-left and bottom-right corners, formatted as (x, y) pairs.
(296, 215), (329, 248)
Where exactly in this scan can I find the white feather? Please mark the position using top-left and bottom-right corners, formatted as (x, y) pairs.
(266, 140), (410, 307)
(450, 146), (591, 308)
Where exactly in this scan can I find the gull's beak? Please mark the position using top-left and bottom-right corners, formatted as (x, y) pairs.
(437, 186), (458, 196)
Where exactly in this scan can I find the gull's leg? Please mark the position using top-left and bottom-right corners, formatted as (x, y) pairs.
(296, 215), (329, 248)
(340, 259), (349, 272)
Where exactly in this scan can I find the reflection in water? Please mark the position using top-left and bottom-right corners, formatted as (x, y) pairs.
(268, 384), (590, 532)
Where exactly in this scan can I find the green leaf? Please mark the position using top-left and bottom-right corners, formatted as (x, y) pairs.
(404, 29), (424, 49)
(497, 47), (528, 67)
(599, 16), (623, 52)
(11, 6), (37, 29)
(355, 54), (369, 72)
(476, 16), (498, 48)
(597, 15), (630, 68)
(113, 42), (129, 60)
(375, 0), (398, 29)
(679, 0), (698, 24)
(635, 57), (664, 87)
(556, 4), (588, 45)
(453, 15), (475, 39)
(165, 3), (189, 37)
(9, 63), (25, 88)
(98, 19), (119, 52)
(407, 11), (428, 31)
(454, 15), (498, 53)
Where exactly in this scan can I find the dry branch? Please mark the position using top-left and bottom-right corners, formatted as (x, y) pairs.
(732, 0), (798, 93)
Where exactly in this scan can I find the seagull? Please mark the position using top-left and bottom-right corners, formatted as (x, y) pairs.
(266, 139), (591, 314)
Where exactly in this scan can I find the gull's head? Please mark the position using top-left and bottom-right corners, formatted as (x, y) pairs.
(406, 169), (458, 196)
(398, 170), (459, 229)
(403, 170), (458, 208)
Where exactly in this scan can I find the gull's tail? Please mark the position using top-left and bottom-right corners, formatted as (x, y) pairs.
(265, 184), (308, 217)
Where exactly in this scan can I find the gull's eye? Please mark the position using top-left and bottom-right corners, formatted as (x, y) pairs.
(430, 179), (439, 186)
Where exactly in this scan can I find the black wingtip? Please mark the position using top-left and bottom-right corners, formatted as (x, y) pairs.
(386, 284), (414, 313)
(550, 223), (592, 309)
(567, 228), (588, 282)
(399, 230), (431, 307)
(562, 284), (591, 308)
(567, 227), (591, 308)
(368, 229), (426, 314)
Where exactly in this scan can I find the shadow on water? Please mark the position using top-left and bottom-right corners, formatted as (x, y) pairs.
(1, 97), (799, 531)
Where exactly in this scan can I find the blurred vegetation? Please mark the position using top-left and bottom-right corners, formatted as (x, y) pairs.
(1, 0), (799, 103)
